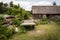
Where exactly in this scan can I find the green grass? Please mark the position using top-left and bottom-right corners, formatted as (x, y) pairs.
(8, 23), (60, 40)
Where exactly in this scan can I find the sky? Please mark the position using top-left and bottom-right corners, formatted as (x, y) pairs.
(0, 0), (60, 11)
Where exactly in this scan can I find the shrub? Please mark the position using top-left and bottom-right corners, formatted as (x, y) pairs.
(0, 25), (15, 40)
(18, 26), (27, 33)
(40, 16), (49, 24)
(12, 18), (21, 27)
(55, 18), (60, 25)
(0, 16), (4, 25)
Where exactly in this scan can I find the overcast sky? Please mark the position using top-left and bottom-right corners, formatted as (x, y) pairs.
(0, 0), (60, 11)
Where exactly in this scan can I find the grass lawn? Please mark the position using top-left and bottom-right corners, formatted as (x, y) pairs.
(9, 23), (60, 40)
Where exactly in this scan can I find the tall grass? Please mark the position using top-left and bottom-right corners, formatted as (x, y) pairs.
(9, 24), (60, 40)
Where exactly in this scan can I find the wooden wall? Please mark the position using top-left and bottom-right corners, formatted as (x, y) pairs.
(33, 14), (60, 19)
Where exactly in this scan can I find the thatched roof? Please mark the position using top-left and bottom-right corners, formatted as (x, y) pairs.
(32, 6), (60, 14)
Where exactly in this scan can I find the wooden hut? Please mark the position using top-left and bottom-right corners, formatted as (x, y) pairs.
(32, 6), (60, 19)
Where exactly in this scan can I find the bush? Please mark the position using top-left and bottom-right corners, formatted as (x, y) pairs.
(40, 17), (49, 24)
(40, 21), (48, 24)
(12, 18), (21, 27)
(55, 18), (60, 25)
(19, 26), (27, 33)
(0, 25), (15, 40)
(0, 16), (4, 25)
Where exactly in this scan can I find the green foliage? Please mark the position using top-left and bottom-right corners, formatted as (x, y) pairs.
(0, 16), (15, 40)
(0, 2), (3, 6)
(0, 25), (15, 40)
(0, 2), (8, 14)
(40, 16), (49, 24)
(0, 25), (7, 40)
(4, 3), (8, 7)
(9, 24), (60, 40)
(13, 5), (19, 9)
(0, 16), (4, 21)
(9, 1), (13, 7)
(12, 18), (20, 27)
(0, 1), (32, 40)
(0, 1), (32, 20)
(24, 12), (29, 19)
(0, 16), (4, 25)
(19, 26), (27, 33)
(55, 18), (60, 25)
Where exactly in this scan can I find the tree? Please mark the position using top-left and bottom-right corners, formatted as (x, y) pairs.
(13, 5), (19, 9)
(7, 8), (13, 15)
(10, 1), (13, 7)
(0, 2), (4, 14)
(53, 2), (56, 6)
(0, 2), (3, 6)
(24, 14), (28, 19)
(4, 3), (8, 7)
(18, 4), (20, 8)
